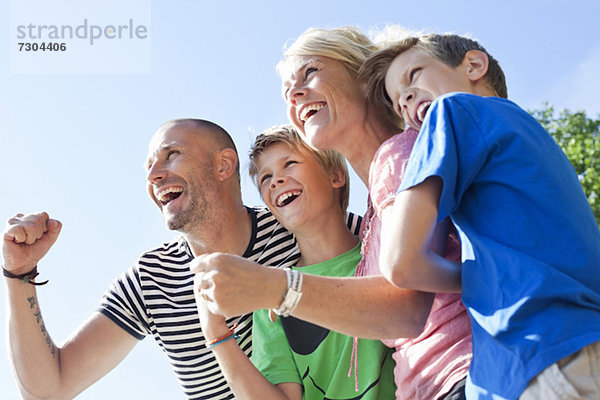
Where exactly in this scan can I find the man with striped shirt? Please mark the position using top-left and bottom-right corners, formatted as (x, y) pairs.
(3, 119), (360, 399)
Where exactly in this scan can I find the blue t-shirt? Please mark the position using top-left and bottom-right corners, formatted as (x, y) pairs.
(398, 93), (600, 400)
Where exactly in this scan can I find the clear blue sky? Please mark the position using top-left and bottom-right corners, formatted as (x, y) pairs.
(1, 1), (599, 398)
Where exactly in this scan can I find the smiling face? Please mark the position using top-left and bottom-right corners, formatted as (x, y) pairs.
(384, 47), (478, 130)
(279, 55), (367, 152)
(255, 142), (344, 232)
(145, 122), (218, 232)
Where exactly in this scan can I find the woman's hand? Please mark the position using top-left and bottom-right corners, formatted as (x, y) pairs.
(191, 253), (286, 318)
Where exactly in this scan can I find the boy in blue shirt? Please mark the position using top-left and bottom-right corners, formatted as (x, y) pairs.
(359, 33), (600, 399)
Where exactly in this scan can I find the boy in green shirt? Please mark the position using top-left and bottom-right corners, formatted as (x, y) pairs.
(192, 124), (395, 399)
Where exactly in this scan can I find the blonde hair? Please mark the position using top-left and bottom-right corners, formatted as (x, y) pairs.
(277, 26), (377, 76)
(249, 124), (350, 214)
(278, 26), (403, 126)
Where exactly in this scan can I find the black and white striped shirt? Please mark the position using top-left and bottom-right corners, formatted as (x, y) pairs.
(99, 206), (361, 399)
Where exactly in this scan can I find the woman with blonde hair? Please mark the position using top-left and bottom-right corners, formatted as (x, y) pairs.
(195, 26), (472, 400)
(274, 25), (471, 400)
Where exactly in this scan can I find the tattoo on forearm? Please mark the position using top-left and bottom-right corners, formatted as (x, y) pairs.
(27, 296), (36, 309)
(26, 296), (56, 358)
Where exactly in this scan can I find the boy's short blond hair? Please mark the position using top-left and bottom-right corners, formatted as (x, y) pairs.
(358, 33), (508, 118)
(249, 124), (350, 215)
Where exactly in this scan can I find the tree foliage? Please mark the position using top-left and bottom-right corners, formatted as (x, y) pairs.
(530, 104), (600, 226)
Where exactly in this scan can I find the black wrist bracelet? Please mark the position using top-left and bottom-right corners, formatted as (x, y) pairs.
(2, 265), (49, 286)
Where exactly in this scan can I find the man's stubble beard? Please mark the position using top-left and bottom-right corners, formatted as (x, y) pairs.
(167, 178), (218, 233)
(166, 196), (201, 231)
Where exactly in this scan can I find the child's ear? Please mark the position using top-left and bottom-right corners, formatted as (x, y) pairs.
(330, 168), (346, 189)
(463, 50), (489, 82)
(215, 148), (239, 181)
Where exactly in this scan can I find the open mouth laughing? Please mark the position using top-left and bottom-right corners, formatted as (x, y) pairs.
(156, 186), (183, 206)
(276, 190), (302, 207)
(416, 101), (432, 124)
(299, 103), (325, 123)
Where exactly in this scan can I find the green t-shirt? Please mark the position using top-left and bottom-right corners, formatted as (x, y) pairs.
(251, 244), (396, 399)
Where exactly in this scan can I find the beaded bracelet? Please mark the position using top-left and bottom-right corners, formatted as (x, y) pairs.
(205, 323), (240, 349)
(206, 332), (240, 349)
(2, 265), (48, 286)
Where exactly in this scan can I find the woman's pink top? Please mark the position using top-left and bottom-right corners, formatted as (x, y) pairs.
(356, 129), (472, 400)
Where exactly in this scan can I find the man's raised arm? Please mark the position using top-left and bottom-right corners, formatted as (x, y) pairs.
(3, 212), (137, 399)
